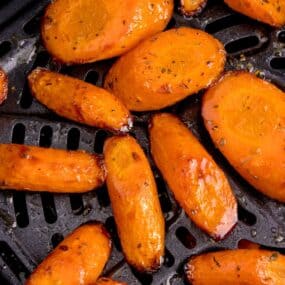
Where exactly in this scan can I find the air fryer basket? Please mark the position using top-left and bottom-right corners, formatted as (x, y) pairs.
(0, 0), (284, 284)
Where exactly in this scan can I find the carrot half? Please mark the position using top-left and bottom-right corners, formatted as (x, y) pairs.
(149, 113), (237, 240)
(186, 249), (285, 284)
(0, 67), (8, 104)
(0, 144), (105, 193)
(28, 68), (132, 132)
(202, 71), (285, 202)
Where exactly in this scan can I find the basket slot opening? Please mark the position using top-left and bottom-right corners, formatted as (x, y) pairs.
(33, 51), (50, 68)
(0, 41), (11, 58)
(12, 123), (25, 144)
(67, 128), (80, 150)
(13, 193), (29, 228)
(39, 126), (53, 148)
(175, 227), (196, 249)
(205, 14), (244, 34)
(94, 130), (108, 153)
(84, 70), (99, 85)
(0, 241), (29, 281)
(51, 233), (64, 248)
(132, 270), (153, 285)
(166, 18), (176, 30)
(105, 216), (122, 252)
(270, 57), (285, 70)
(97, 186), (110, 208)
(19, 81), (33, 109)
(156, 178), (172, 213)
(69, 194), (84, 215)
(238, 204), (256, 226)
(225, 36), (260, 54)
(23, 14), (41, 36)
(278, 31), (285, 43)
(41, 193), (57, 224)
(163, 248), (174, 268)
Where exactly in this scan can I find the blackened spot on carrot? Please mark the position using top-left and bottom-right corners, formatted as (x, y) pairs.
(59, 245), (68, 251)
(213, 256), (221, 267)
(132, 152), (140, 160)
(137, 243), (142, 248)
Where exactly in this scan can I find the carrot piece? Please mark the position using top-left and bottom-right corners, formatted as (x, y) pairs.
(179, 0), (207, 16)
(26, 223), (111, 285)
(0, 67), (8, 104)
(238, 240), (261, 250)
(149, 113), (237, 240)
(202, 71), (285, 202)
(0, 144), (105, 193)
(224, 0), (285, 27)
(28, 68), (132, 132)
(104, 135), (165, 272)
(96, 278), (127, 285)
(104, 27), (225, 111)
(41, 0), (173, 64)
(186, 249), (285, 285)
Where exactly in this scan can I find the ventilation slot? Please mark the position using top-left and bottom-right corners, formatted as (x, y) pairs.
(270, 57), (285, 70)
(205, 14), (244, 34)
(175, 227), (196, 249)
(70, 194), (84, 215)
(0, 241), (29, 281)
(23, 14), (41, 35)
(225, 36), (260, 54)
(97, 186), (110, 208)
(12, 123), (25, 144)
(164, 248), (174, 268)
(132, 271), (153, 285)
(278, 31), (285, 43)
(67, 128), (80, 150)
(39, 126), (53, 148)
(33, 51), (50, 68)
(51, 233), (64, 248)
(157, 178), (172, 213)
(19, 82), (33, 109)
(85, 70), (99, 85)
(41, 193), (57, 224)
(94, 130), (108, 153)
(238, 204), (256, 226)
(13, 193), (29, 228)
(105, 216), (121, 252)
(0, 41), (11, 58)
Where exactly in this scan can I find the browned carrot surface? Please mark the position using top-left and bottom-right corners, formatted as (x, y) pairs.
(41, 0), (173, 64)
(149, 113), (237, 240)
(186, 249), (285, 284)
(104, 135), (165, 272)
(26, 223), (111, 285)
(202, 71), (285, 202)
(28, 68), (132, 132)
(0, 144), (105, 193)
(238, 240), (261, 250)
(104, 27), (225, 111)
(96, 278), (127, 285)
(0, 67), (8, 104)
(180, 0), (207, 16)
(224, 0), (285, 27)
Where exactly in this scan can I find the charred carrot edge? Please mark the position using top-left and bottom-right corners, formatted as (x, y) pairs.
(0, 67), (8, 104)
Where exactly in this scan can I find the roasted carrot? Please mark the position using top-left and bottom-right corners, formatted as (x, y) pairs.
(179, 0), (207, 16)
(202, 71), (285, 202)
(224, 0), (285, 27)
(104, 27), (225, 111)
(0, 144), (105, 193)
(28, 68), (132, 132)
(104, 135), (165, 272)
(41, 0), (173, 64)
(238, 240), (261, 250)
(26, 223), (111, 285)
(186, 249), (285, 284)
(0, 67), (8, 104)
(96, 278), (127, 285)
(149, 113), (237, 240)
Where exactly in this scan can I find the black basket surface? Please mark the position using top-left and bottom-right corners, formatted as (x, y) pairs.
(0, 0), (285, 284)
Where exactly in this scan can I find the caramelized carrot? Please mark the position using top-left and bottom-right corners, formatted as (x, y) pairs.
(238, 240), (261, 250)
(26, 223), (111, 285)
(96, 278), (127, 285)
(224, 0), (285, 27)
(186, 249), (285, 284)
(104, 27), (225, 111)
(28, 68), (132, 132)
(0, 144), (105, 193)
(179, 0), (207, 16)
(41, 0), (173, 64)
(0, 67), (8, 104)
(104, 135), (165, 272)
(202, 71), (285, 202)
(149, 113), (237, 240)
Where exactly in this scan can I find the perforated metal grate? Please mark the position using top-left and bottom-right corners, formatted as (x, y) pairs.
(0, 0), (285, 284)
